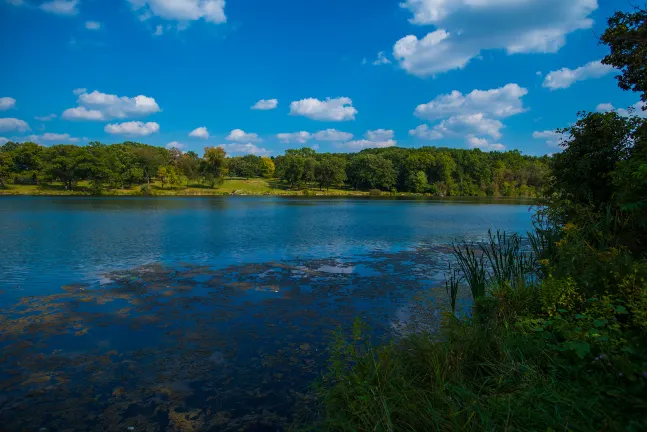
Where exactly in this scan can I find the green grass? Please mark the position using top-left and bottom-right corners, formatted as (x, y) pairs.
(0, 178), (372, 196)
(0, 178), (438, 197)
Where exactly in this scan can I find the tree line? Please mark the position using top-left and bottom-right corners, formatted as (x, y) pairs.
(0, 139), (549, 196)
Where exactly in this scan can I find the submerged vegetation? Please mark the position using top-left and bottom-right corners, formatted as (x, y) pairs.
(316, 7), (647, 431)
(0, 140), (548, 197)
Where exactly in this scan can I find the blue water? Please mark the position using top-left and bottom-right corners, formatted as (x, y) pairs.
(0, 196), (535, 431)
(0, 196), (534, 299)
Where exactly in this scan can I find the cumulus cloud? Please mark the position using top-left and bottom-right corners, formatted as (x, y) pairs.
(276, 131), (311, 144)
(166, 141), (185, 149)
(312, 129), (353, 141)
(218, 143), (270, 156)
(73, 88), (86, 95)
(0, 97), (16, 111)
(289, 97), (357, 121)
(40, 0), (78, 15)
(0, 137), (8, 145)
(533, 130), (563, 147)
(411, 83), (526, 149)
(415, 84), (527, 120)
(62, 89), (161, 121)
(85, 21), (101, 30)
(27, 132), (79, 143)
(373, 51), (391, 65)
(35, 114), (57, 121)
(365, 129), (394, 141)
(127, 0), (226, 24)
(189, 126), (209, 139)
(251, 99), (278, 110)
(543, 60), (615, 90)
(0, 118), (30, 132)
(227, 129), (260, 142)
(395, 0), (597, 77)
(409, 124), (443, 140)
(105, 121), (160, 136)
(466, 134), (505, 152)
(596, 101), (647, 118)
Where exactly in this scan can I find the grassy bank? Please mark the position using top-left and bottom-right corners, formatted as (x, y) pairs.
(0, 179), (539, 198)
(315, 226), (647, 431)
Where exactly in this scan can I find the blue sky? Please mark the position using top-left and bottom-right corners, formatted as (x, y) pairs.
(0, 0), (643, 156)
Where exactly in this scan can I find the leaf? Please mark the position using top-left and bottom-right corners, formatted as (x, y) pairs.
(575, 314), (586, 319)
(557, 308), (568, 313)
(563, 341), (591, 359)
(594, 319), (608, 328)
(615, 305), (628, 314)
(621, 346), (635, 354)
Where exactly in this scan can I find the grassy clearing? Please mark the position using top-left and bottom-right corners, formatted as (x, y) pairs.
(0, 179), (373, 197)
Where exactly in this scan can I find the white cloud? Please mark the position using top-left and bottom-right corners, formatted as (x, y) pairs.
(85, 21), (101, 30)
(312, 129), (354, 141)
(105, 121), (160, 136)
(337, 139), (397, 151)
(365, 129), (395, 141)
(62, 89), (161, 121)
(27, 132), (79, 143)
(0, 97), (16, 111)
(35, 114), (57, 121)
(425, 114), (505, 140)
(277, 131), (311, 144)
(40, 0), (78, 15)
(189, 126), (209, 139)
(73, 88), (86, 95)
(395, 0), (597, 77)
(543, 60), (615, 90)
(412, 84), (525, 148)
(166, 141), (185, 149)
(415, 84), (527, 120)
(466, 134), (505, 152)
(536, 71), (543, 77)
(0, 118), (30, 132)
(5, 0), (24, 6)
(127, 0), (226, 24)
(409, 124), (443, 140)
(596, 103), (614, 113)
(227, 129), (260, 142)
(289, 97), (357, 121)
(218, 143), (270, 156)
(617, 102), (647, 118)
(251, 99), (278, 110)
(372, 51), (391, 65)
(533, 130), (563, 147)
(595, 102), (647, 118)
(61, 106), (105, 121)
(154, 25), (164, 36)
(0, 137), (8, 145)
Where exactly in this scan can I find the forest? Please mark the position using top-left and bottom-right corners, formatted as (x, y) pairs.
(0, 139), (549, 197)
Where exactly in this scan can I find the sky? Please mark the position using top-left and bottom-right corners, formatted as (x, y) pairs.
(0, 0), (644, 157)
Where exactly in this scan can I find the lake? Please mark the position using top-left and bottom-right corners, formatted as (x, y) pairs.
(0, 196), (535, 431)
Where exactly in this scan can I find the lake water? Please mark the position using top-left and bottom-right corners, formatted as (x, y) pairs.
(0, 196), (534, 431)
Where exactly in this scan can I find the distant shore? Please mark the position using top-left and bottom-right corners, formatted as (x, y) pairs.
(0, 179), (539, 200)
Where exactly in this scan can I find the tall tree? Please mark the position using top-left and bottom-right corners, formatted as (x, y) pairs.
(315, 155), (346, 190)
(202, 146), (228, 188)
(601, 8), (647, 107)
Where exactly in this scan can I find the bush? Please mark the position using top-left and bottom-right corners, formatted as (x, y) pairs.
(368, 189), (382, 196)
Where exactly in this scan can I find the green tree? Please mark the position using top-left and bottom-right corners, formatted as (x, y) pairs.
(278, 153), (306, 188)
(0, 152), (12, 188)
(261, 156), (275, 178)
(315, 155), (346, 190)
(347, 153), (396, 191)
(202, 146), (228, 188)
(406, 170), (428, 193)
(44, 145), (92, 190)
(601, 8), (647, 107)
